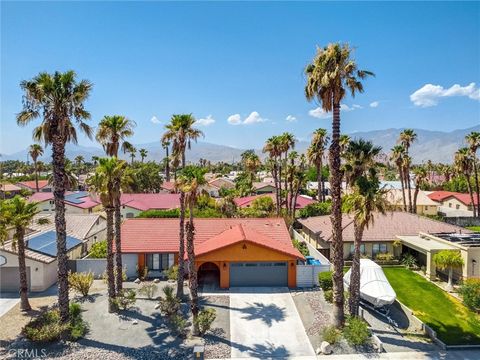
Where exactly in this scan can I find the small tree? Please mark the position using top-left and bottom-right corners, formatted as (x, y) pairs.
(433, 250), (464, 291)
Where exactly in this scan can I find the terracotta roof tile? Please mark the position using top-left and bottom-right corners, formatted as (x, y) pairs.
(120, 193), (181, 211)
(17, 180), (50, 190)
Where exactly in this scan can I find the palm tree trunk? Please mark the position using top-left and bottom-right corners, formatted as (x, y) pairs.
(34, 160), (39, 192)
(447, 268), (453, 291)
(349, 222), (363, 317)
(466, 175), (477, 218)
(317, 162), (322, 201)
(165, 147), (170, 182)
(399, 166), (407, 212)
(176, 191), (186, 298)
(52, 136), (69, 323)
(406, 167), (413, 213)
(187, 202), (199, 336)
(472, 156), (480, 218)
(413, 187), (419, 214)
(105, 207), (116, 312)
(114, 191), (123, 295)
(16, 227), (31, 311)
(278, 158), (283, 213)
(284, 152), (289, 207)
(273, 161), (280, 215)
(329, 102), (344, 328)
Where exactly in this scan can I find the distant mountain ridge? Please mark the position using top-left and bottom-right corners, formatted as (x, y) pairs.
(2, 125), (479, 164)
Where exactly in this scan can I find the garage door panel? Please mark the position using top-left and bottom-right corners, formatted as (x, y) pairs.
(0, 267), (31, 292)
(230, 262), (287, 287)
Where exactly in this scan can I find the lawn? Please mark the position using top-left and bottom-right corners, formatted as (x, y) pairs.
(466, 226), (480, 232)
(383, 267), (480, 345)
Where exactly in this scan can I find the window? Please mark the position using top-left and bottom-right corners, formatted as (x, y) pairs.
(349, 244), (366, 256)
(126, 213), (134, 218)
(372, 243), (388, 257)
(146, 254), (169, 271)
(456, 204), (460, 210)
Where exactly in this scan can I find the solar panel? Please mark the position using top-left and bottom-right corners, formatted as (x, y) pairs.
(27, 230), (82, 257)
(65, 191), (89, 204)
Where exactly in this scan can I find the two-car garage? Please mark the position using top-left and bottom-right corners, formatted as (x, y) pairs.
(229, 262), (288, 287)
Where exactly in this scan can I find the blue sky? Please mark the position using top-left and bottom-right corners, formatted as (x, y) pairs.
(1, 1), (479, 154)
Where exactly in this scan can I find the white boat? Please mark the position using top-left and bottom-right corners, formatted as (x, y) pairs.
(343, 259), (396, 308)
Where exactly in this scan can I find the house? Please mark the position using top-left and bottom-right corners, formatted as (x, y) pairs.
(120, 193), (181, 218)
(203, 177), (235, 197)
(234, 193), (316, 210)
(428, 191), (478, 217)
(16, 180), (52, 193)
(120, 218), (304, 288)
(160, 181), (176, 193)
(28, 191), (102, 214)
(0, 213), (106, 292)
(0, 183), (22, 199)
(296, 211), (471, 261)
(252, 182), (276, 194)
(385, 189), (438, 215)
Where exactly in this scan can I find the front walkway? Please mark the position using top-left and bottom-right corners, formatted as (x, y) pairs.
(229, 287), (315, 359)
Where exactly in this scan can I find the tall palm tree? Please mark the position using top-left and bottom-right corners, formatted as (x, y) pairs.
(466, 132), (480, 217)
(17, 70), (93, 323)
(307, 129), (329, 202)
(339, 134), (352, 156)
(74, 155), (85, 183)
(343, 170), (388, 316)
(88, 157), (127, 312)
(29, 144), (44, 192)
(161, 139), (171, 182)
(241, 150), (261, 182)
(399, 129), (417, 213)
(96, 115), (135, 294)
(305, 43), (373, 327)
(125, 144), (136, 164)
(390, 145), (407, 212)
(412, 166), (428, 213)
(162, 114), (203, 299)
(280, 132), (295, 210)
(454, 148), (477, 217)
(342, 139), (382, 188)
(177, 166), (206, 335)
(263, 136), (283, 215)
(0, 196), (39, 311)
(139, 148), (148, 163)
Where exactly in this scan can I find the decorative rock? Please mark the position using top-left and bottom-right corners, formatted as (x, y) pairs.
(132, 320), (138, 325)
(153, 278), (160, 283)
(134, 278), (141, 284)
(154, 303), (160, 310)
(320, 341), (332, 355)
(316, 347), (322, 355)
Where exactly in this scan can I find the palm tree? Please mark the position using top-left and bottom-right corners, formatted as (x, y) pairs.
(139, 148), (148, 163)
(176, 166), (206, 335)
(466, 132), (480, 217)
(390, 145), (407, 212)
(162, 114), (203, 299)
(454, 148), (477, 217)
(399, 129), (417, 213)
(343, 170), (388, 316)
(91, 155), (99, 166)
(161, 139), (171, 182)
(342, 139), (382, 188)
(280, 132), (295, 210)
(305, 43), (373, 327)
(96, 115), (135, 294)
(413, 166), (428, 213)
(307, 129), (329, 202)
(0, 196), (39, 311)
(339, 134), (352, 156)
(433, 250), (464, 291)
(88, 157), (127, 312)
(263, 136), (283, 215)
(17, 70), (93, 323)
(74, 155), (85, 182)
(29, 144), (44, 192)
(241, 150), (261, 182)
(124, 144), (136, 165)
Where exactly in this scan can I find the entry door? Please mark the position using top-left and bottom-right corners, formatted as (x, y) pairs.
(229, 262), (288, 287)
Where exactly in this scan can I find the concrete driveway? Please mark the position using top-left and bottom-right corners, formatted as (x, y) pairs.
(0, 295), (19, 318)
(229, 287), (315, 359)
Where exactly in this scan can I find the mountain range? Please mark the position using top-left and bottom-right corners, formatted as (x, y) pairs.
(2, 125), (479, 164)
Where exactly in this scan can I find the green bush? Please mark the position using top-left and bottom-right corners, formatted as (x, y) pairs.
(292, 239), (309, 257)
(375, 253), (395, 262)
(195, 308), (217, 336)
(323, 289), (333, 303)
(322, 325), (341, 344)
(88, 240), (107, 258)
(299, 201), (331, 218)
(158, 285), (180, 317)
(169, 313), (187, 336)
(459, 278), (480, 311)
(343, 317), (370, 346)
(318, 271), (333, 291)
(401, 254), (418, 269)
(137, 209), (180, 218)
(68, 271), (94, 297)
(166, 265), (178, 281)
(138, 283), (158, 299)
(113, 289), (137, 310)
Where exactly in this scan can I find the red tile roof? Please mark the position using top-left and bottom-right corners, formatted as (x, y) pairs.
(28, 191), (100, 209)
(161, 181), (175, 192)
(428, 191), (479, 206)
(427, 191), (461, 202)
(453, 193), (479, 206)
(120, 193), (180, 211)
(120, 218), (302, 258)
(17, 180), (50, 190)
(298, 212), (472, 242)
(234, 194), (315, 209)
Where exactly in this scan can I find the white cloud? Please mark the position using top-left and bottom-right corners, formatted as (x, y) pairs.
(197, 114), (215, 126)
(308, 107), (331, 119)
(340, 104), (355, 112)
(150, 116), (161, 124)
(227, 111), (266, 125)
(286, 115), (297, 122)
(370, 101), (379, 108)
(352, 104), (363, 109)
(410, 82), (480, 107)
(227, 114), (242, 125)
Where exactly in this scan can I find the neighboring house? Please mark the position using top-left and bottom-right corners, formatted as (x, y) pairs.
(306, 181), (348, 196)
(0, 213), (106, 292)
(120, 218), (304, 288)
(209, 177), (235, 190)
(296, 212), (471, 262)
(160, 181), (175, 193)
(28, 191), (102, 214)
(120, 193), (181, 218)
(252, 182), (276, 195)
(428, 191), (478, 216)
(234, 193), (316, 210)
(385, 189), (438, 216)
(0, 183), (22, 199)
(16, 180), (52, 193)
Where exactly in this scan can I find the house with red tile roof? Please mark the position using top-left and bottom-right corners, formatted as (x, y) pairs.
(1, 183), (22, 199)
(16, 179), (52, 193)
(28, 191), (102, 214)
(428, 190), (478, 216)
(120, 218), (304, 288)
(120, 193), (181, 218)
(234, 193), (315, 210)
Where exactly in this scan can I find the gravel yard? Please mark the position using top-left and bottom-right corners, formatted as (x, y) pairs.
(200, 295), (231, 359)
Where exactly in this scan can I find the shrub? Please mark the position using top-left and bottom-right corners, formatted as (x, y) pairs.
(459, 278), (480, 311)
(158, 285), (180, 317)
(88, 240), (107, 258)
(36, 217), (51, 225)
(169, 313), (187, 336)
(375, 253), (395, 262)
(138, 283), (158, 299)
(68, 303), (88, 340)
(292, 239), (309, 257)
(166, 265), (178, 281)
(113, 289), (137, 310)
(102, 267), (127, 284)
(322, 325), (341, 344)
(318, 271), (333, 291)
(299, 201), (331, 218)
(137, 209), (180, 218)
(195, 308), (217, 336)
(323, 289), (333, 303)
(68, 271), (94, 297)
(343, 317), (370, 346)
(401, 254), (418, 269)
